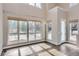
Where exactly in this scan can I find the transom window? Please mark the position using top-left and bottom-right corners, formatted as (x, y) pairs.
(28, 3), (41, 9)
(69, 3), (78, 7)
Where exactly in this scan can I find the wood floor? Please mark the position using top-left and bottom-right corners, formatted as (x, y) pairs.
(2, 42), (79, 56)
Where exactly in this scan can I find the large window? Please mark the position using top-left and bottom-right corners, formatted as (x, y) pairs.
(8, 20), (42, 45)
(19, 21), (27, 42)
(8, 20), (18, 44)
(29, 21), (36, 41)
(35, 22), (42, 40)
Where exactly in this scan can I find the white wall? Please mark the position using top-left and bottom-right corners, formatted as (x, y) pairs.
(69, 4), (79, 20)
(57, 8), (66, 43)
(47, 7), (66, 45)
(47, 7), (58, 45)
(69, 4), (79, 46)
(0, 4), (3, 55)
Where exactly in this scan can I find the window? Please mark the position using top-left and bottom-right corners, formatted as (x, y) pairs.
(8, 20), (18, 44)
(28, 3), (41, 8)
(29, 3), (35, 6)
(69, 3), (78, 7)
(35, 22), (42, 40)
(19, 21), (27, 42)
(8, 20), (42, 45)
(29, 21), (36, 41)
(36, 3), (41, 8)
(47, 22), (52, 40)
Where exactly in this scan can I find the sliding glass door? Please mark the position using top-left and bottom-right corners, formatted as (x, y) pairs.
(8, 20), (18, 44)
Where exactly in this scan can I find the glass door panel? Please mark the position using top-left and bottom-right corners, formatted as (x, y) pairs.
(19, 21), (27, 43)
(29, 21), (35, 41)
(8, 20), (18, 45)
(35, 22), (42, 40)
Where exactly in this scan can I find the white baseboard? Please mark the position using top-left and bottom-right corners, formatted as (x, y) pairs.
(46, 40), (60, 45)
